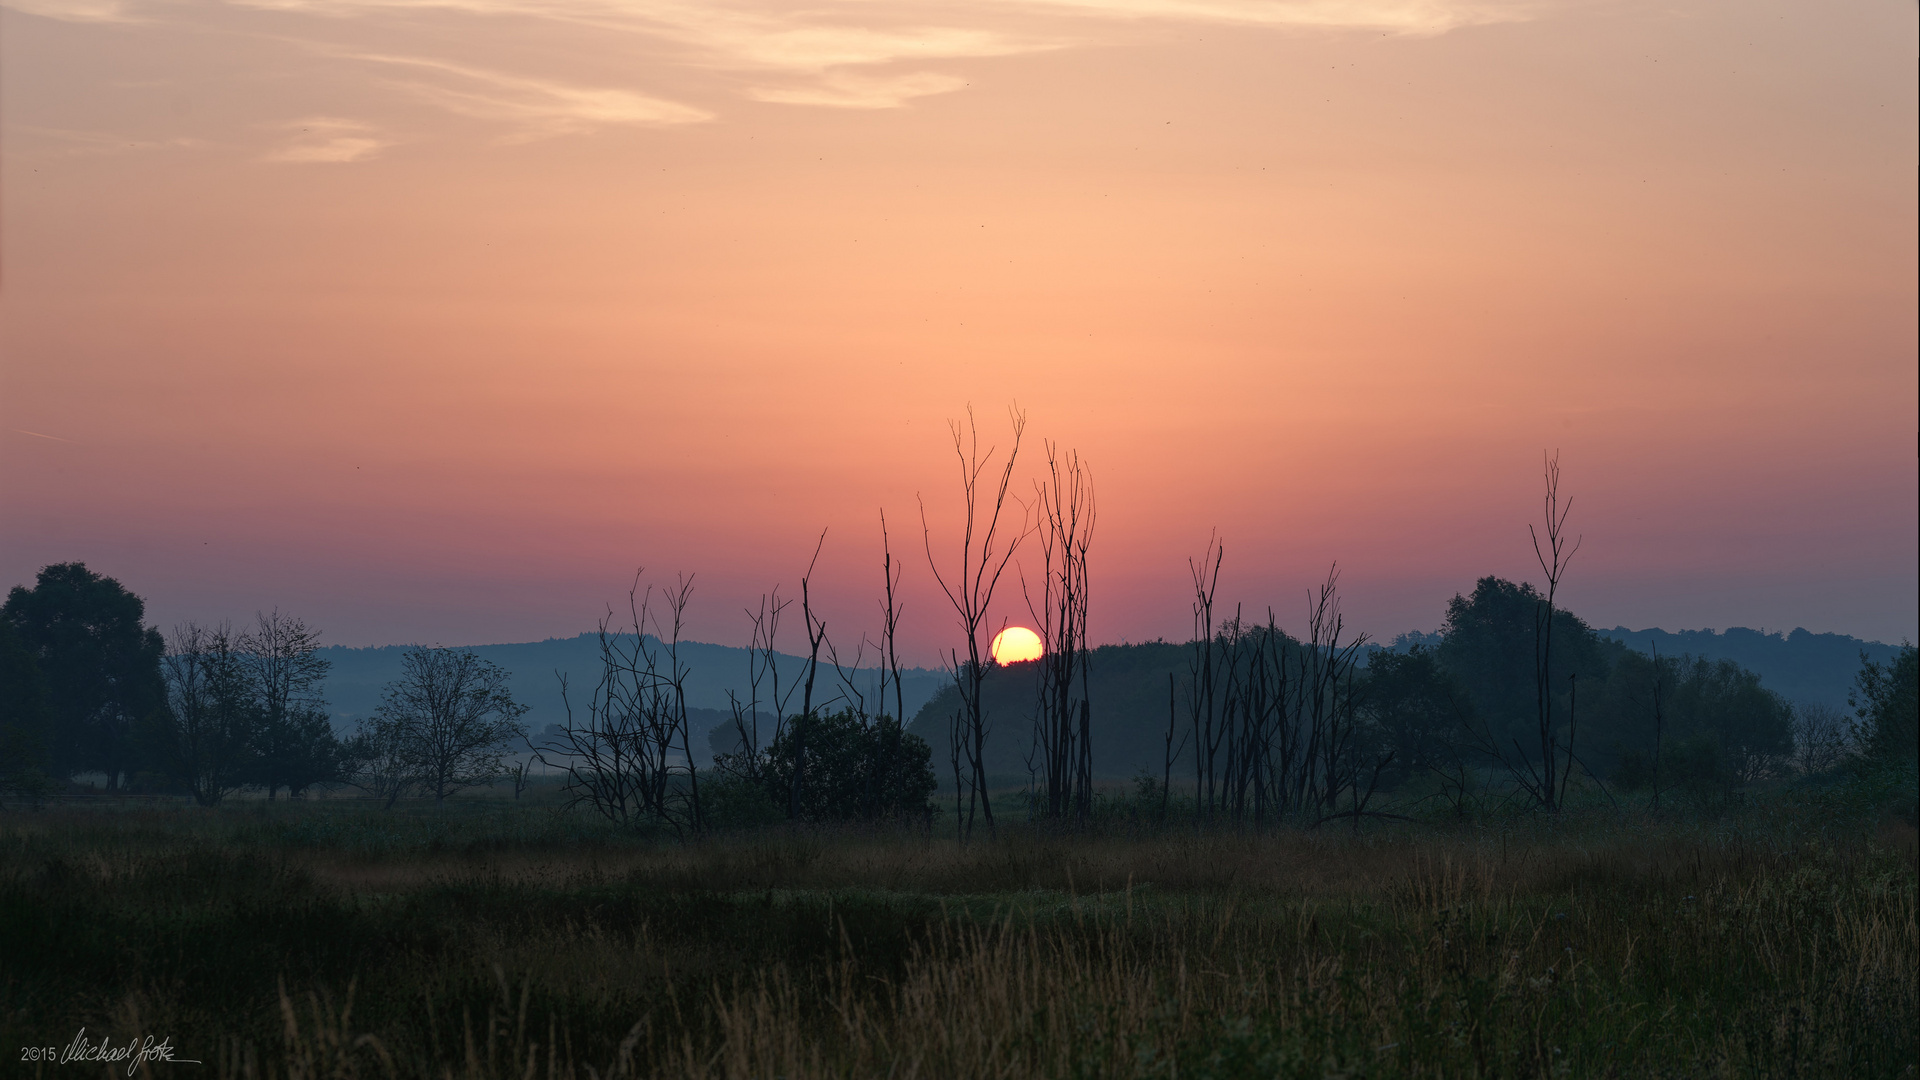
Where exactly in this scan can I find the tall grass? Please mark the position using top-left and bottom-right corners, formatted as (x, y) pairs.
(2, 799), (1913, 1078)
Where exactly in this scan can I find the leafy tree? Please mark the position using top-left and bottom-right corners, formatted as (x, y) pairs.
(721, 708), (935, 822)
(1359, 647), (1464, 784)
(1436, 576), (1618, 764)
(0, 619), (53, 797)
(254, 710), (349, 798)
(1665, 657), (1794, 784)
(151, 622), (258, 806)
(1851, 643), (1918, 774)
(1, 564), (166, 788)
(359, 646), (528, 805)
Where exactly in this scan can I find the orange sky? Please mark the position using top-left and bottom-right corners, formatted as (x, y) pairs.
(2, 0), (1915, 656)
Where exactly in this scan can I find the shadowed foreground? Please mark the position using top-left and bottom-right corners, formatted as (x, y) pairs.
(2, 800), (1914, 1079)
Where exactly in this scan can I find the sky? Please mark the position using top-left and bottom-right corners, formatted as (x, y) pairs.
(2, 0), (1915, 662)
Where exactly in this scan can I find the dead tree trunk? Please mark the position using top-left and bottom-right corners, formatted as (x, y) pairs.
(1025, 442), (1095, 824)
(921, 406), (1028, 840)
(1529, 451), (1580, 813)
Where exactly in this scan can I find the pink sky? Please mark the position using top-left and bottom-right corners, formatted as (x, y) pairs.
(3, 0), (1914, 659)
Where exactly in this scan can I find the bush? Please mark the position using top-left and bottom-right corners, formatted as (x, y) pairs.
(718, 709), (936, 822)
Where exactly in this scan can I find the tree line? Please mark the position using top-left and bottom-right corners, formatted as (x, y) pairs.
(0, 563), (531, 805)
(3, 432), (1911, 828)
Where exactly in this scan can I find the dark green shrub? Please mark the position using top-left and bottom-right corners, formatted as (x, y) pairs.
(719, 708), (936, 822)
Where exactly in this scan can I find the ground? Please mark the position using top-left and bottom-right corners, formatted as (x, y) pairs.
(1, 787), (1914, 1079)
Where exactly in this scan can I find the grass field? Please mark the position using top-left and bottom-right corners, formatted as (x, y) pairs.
(2, 790), (1914, 1079)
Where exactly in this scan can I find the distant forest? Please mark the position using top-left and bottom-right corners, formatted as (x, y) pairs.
(903, 575), (1905, 785)
(308, 621), (1896, 749)
(2, 434), (1912, 829)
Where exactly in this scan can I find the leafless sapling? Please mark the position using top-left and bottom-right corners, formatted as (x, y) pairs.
(1528, 451), (1581, 812)
(1022, 442), (1095, 823)
(920, 406), (1028, 839)
(535, 573), (701, 833)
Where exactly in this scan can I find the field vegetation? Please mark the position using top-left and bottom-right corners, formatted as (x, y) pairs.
(2, 788), (1915, 1079)
(3, 442), (1916, 1077)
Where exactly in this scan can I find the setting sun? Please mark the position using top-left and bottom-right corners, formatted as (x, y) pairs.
(990, 626), (1044, 665)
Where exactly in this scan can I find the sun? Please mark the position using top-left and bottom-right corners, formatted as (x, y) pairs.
(990, 626), (1045, 665)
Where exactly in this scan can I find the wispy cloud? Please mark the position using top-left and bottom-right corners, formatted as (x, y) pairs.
(992, 0), (1525, 34)
(353, 54), (713, 131)
(748, 70), (966, 109)
(5, 0), (1535, 142)
(11, 428), (77, 443)
(234, 0), (1057, 71)
(265, 117), (392, 161)
(4, 0), (138, 22)
(13, 124), (206, 156)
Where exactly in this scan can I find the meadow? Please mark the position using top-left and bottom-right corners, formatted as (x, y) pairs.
(2, 788), (1914, 1080)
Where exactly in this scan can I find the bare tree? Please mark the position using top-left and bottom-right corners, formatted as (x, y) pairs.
(1527, 452), (1581, 812)
(373, 645), (528, 805)
(240, 610), (334, 799)
(1023, 442), (1095, 823)
(874, 511), (911, 823)
(1186, 538), (1224, 822)
(1450, 454), (1586, 812)
(1160, 556), (1386, 829)
(1792, 702), (1853, 776)
(155, 622), (256, 807)
(717, 587), (798, 786)
(348, 711), (419, 809)
(921, 406), (1028, 839)
(878, 510), (908, 730)
(536, 575), (702, 833)
(791, 533), (831, 820)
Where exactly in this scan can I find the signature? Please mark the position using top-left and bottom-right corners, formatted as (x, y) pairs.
(19, 1029), (201, 1074)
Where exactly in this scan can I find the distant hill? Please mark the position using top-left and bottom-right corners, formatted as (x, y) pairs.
(906, 643), (1194, 783)
(315, 634), (947, 765)
(905, 626), (1906, 784)
(313, 624), (1898, 776)
(1595, 627), (1898, 709)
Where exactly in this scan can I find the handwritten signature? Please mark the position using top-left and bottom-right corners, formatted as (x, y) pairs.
(18, 1029), (201, 1074)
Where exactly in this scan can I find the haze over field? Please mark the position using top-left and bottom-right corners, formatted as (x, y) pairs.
(2, 0), (1914, 658)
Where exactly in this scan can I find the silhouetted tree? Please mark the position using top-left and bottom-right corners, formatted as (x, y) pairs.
(1024, 442), (1095, 823)
(792, 534), (830, 820)
(0, 618), (53, 798)
(536, 575), (701, 832)
(1438, 575), (1610, 806)
(1850, 643), (1918, 774)
(921, 406), (1027, 839)
(1360, 647), (1460, 786)
(367, 645), (528, 805)
(1791, 702), (1852, 776)
(1, 564), (165, 788)
(152, 622), (257, 806)
(719, 586), (798, 789)
(240, 610), (339, 798)
(345, 712), (417, 808)
(724, 707), (936, 822)
(1667, 656), (1793, 785)
(1527, 453), (1580, 811)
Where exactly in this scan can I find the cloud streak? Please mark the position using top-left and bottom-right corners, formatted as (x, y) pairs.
(748, 70), (966, 108)
(265, 117), (393, 161)
(3, 0), (1534, 142)
(353, 54), (713, 131)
